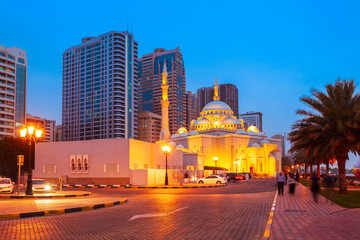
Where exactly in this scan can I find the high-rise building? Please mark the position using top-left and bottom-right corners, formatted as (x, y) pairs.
(0, 44), (27, 139)
(55, 125), (62, 142)
(62, 31), (138, 141)
(26, 114), (56, 142)
(137, 111), (162, 143)
(185, 91), (198, 130)
(197, 82), (238, 116)
(239, 111), (263, 131)
(138, 47), (186, 135)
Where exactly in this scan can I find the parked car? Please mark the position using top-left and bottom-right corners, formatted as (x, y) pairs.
(197, 175), (227, 184)
(240, 172), (253, 179)
(30, 179), (52, 192)
(226, 172), (246, 181)
(0, 178), (14, 193)
(210, 174), (227, 181)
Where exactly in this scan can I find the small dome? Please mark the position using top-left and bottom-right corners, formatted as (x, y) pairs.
(223, 117), (241, 125)
(177, 127), (188, 134)
(247, 131), (257, 136)
(258, 132), (266, 137)
(170, 134), (179, 138)
(236, 129), (247, 134)
(247, 125), (259, 133)
(176, 144), (185, 149)
(193, 118), (211, 126)
(252, 143), (260, 147)
(179, 132), (188, 137)
(168, 142), (176, 147)
(188, 130), (199, 135)
(260, 139), (269, 146)
(202, 100), (232, 112)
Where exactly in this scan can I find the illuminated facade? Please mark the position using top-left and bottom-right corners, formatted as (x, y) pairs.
(159, 78), (282, 176)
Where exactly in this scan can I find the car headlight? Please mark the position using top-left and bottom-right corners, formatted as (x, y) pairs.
(45, 185), (51, 191)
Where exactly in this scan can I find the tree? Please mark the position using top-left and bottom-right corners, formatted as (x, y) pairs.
(281, 156), (292, 172)
(289, 79), (360, 193)
(0, 136), (29, 181)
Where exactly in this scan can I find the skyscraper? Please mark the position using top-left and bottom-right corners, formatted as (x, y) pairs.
(239, 111), (263, 131)
(197, 82), (238, 116)
(185, 91), (198, 130)
(138, 47), (186, 135)
(0, 44), (27, 139)
(137, 111), (162, 143)
(62, 31), (138, 141)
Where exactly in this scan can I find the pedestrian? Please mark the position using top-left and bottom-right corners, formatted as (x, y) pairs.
(275, 172), (286, 196)
(310, 173), (320, 203)
(284, 172), (288, 185)
(295, 171), (300, 182)
(324, 173), (335, 202)
(288, 173), (297, 194)
(245, 173), (249, 181)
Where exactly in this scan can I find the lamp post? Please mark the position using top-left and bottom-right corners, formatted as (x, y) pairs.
(213, 156), (218, 174)
(20, 125), (42, 195)
(162, 145), (171, 186)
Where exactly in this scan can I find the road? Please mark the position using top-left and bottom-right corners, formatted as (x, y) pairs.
(0, 179), (276, 240)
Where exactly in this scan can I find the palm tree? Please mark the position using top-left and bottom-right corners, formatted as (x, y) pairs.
(289, 79), (360, 193)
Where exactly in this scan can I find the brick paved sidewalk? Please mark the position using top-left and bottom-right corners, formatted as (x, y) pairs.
(0, 196), (125, 215)
(269, 183), (360, 240)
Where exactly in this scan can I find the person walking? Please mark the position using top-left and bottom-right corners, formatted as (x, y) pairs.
(310, 173), (320, 203)
(324, 173), (335, 201)
(275, 172), (286, 196)
(245, 173), (249, 181)
(288, 173), (297, 194)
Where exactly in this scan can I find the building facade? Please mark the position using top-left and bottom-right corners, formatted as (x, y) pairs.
(137, 111), (161, 143)
(197, 82), (238, 117)
(26, 114), (56, 142)
(0, 44), (27, 139)
(55, 125), (62, 142)
(185, 91), (198, 130)
(239, 111), (263, 131)
(138, 47), (186, 135)
(62, 31), (138, 141)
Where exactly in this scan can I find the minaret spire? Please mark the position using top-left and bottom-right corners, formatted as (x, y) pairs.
(213, 76), (220, 101)
(160, 61), (171, 140)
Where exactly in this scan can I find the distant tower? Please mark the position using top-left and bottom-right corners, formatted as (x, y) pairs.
(160, 62), (170, 140)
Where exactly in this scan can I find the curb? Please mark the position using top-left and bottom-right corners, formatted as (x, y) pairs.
(262, 191), (278, 240)
(0, 198), (128, 220)
(0, 192), (91, 199)
(124, 184), (227, 189)
(52, 184), (227, 189)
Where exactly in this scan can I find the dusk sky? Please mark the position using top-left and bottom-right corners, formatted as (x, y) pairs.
(2, 0), (360, 167)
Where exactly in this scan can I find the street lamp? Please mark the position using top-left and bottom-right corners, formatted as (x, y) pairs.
(162, 145), (171, 186)
(213, 156), (218, 174)
(20, 125), (42, 195)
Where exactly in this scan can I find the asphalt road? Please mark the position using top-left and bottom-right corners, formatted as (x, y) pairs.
(0, 179), (276, 240)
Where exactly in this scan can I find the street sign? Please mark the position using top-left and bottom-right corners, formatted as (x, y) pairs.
(17, 155), (24, 166)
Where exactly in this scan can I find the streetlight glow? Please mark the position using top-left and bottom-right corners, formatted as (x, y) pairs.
(35, 130), (42, 138)
(162, 145), (171, 153)
(162, 144), (171, 186)
(27, 126), (35, 135)
(20, 128), (27, 138)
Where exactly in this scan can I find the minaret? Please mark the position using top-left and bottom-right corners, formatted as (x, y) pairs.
(213, 77), (220, 101)
(160, 61), (171, 140)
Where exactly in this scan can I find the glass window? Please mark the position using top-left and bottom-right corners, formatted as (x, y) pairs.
(18, 58), (25, 64)
(8, 55), (15, 60)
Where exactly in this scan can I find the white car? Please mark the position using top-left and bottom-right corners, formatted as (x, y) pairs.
(31, 179), (52, 192)
(197, 175), (227, 184)
(0, 178), (14, 193)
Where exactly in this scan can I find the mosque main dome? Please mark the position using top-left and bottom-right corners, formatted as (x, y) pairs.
(186, 78), (244, 133)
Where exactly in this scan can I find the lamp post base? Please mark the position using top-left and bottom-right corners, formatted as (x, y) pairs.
(165, 173), (169, 185)
(25, 176), (33, 196)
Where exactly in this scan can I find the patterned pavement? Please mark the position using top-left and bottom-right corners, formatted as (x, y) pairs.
(0, 179), (276, 240)
(269, 182), (360, 240)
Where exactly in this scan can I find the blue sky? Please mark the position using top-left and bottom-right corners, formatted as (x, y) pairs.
(2, 0), (360, 167)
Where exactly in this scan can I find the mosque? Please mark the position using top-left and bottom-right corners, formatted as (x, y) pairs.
(158, 66), (282, 176)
